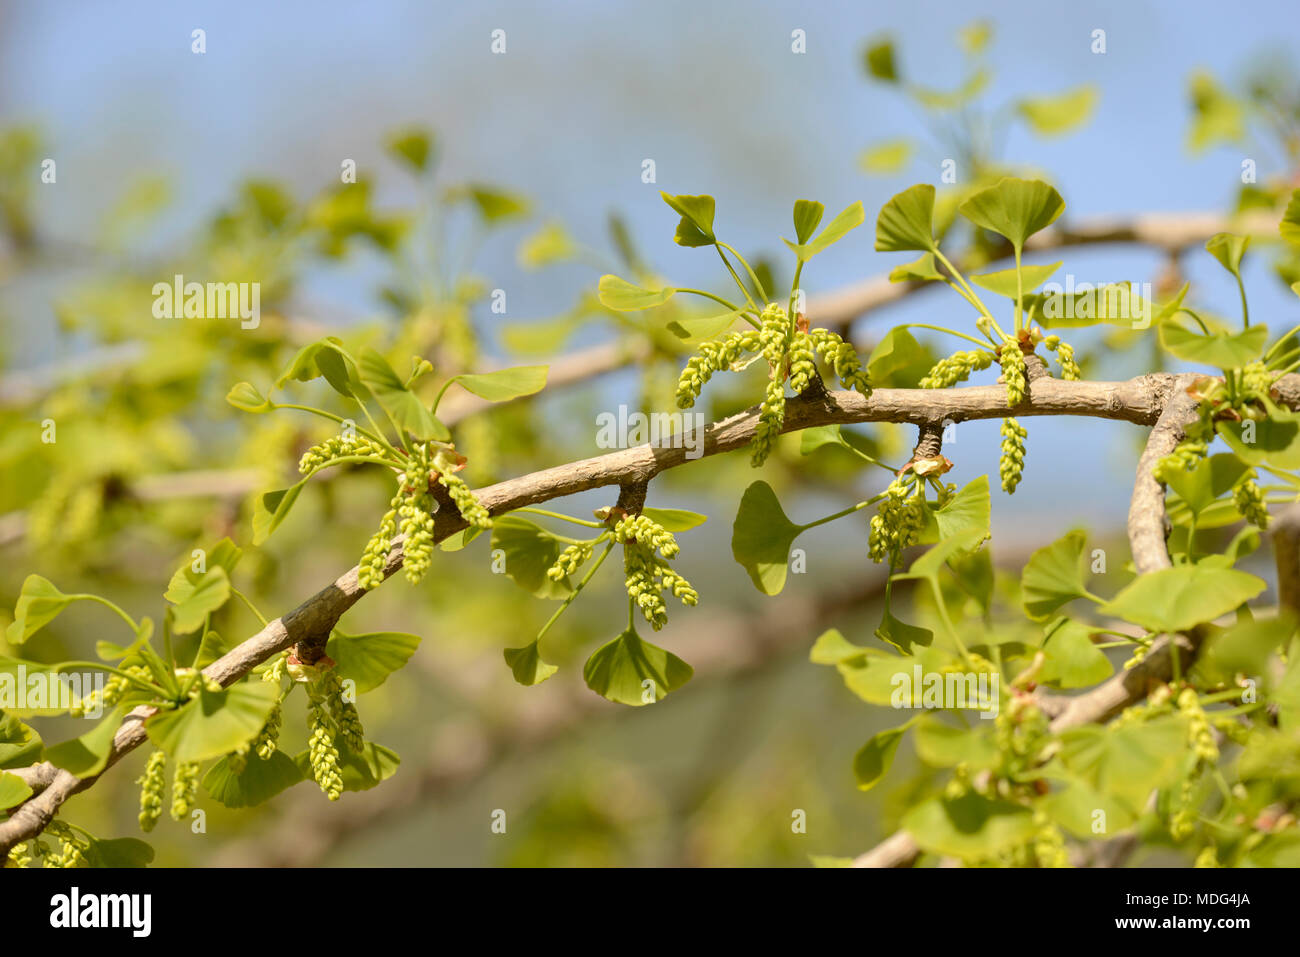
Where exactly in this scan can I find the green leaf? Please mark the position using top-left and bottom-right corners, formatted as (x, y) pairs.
(927, 476), (991, 543)
(1280, 190), (1300, 245)
(731, 481), (803, 596)
(450, 365), (548, 403)
(597, 274), (675, 311)
(501, 312), (587, 354)
(958, 21), (992, 55)
(660, 192), (716, 246)
(358, 347), (449, 441)
(0, 711), (43, 769)
(894, 528), (988, 585)
(490, 516), (573, 599)
(665, 309), (744, 344)
(783, 201), (865, 262)
(194, 630), (234, 670)
(867, 327), (933, 387)
(859, 140), (913, 175)
(957, 177), (1065, 252)
(1097, 565), (1266, 633)
(0, 770), (32, 809)
(1159, 321), (1267, 370)
(145, 682), (279, 765)
(1194, 615), (1295, 686)
(276, 337), (367, 399)
(1021, 530), (1092, 621)
(327, 630), (422, 694)
(792, 199), (825, 244)
(875, 184), (937, 253)
(1217, 403), (1300, 469)
(6, 575), (74, 646)
(1187, 70), (1245, 152)
(809, 628), (868, 665)
(225, 381), (272, 413)
(445, 184), (531, 223)
(854, 723), (912, 790)
(903, 792), (1036, 858)
(1042, 775), (1136, 838)
(519, 220), (577, 269)
(1058, 717), (1188, 812)
(914, 717), (998, 769)
(43, 705), (128, 778)
(971, 261), (1062, 301)
(1205, 232), (1250, 278)
(202, 749), (305, 808)
(799, 424), (850, 456)
(164, 566), (230, 635)
(83, 836), (155, 868)
(1016, 86), (1098, 137)
(1039, 619), (1113, 688)
(639, 507), (708, 531)
(385, 127), (433, 172)
(503, 639), (559, 686)
(1162, 453), (1251, 517)
(875, 608), (934, 652)
(836, 646), (957, 706)
(251, 479), (308, 546)
(888, 252), (944, 284)
(582, 627), (693, 706)
(863, 38), (899, 82)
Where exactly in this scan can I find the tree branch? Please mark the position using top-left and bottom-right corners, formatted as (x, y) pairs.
(1, 370), (1287, 856)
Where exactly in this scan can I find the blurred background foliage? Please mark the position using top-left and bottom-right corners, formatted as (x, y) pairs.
(3, 1), (1300, 866)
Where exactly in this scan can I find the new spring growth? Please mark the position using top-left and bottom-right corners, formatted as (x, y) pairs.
(919, 350), (994, 389)
(998, 339), (1027, 407)
(868, 458), (954, 565)
(44, 820), (89, 869)
(612, 513), (698, 630)
(999, 418), (1028, 494)
(71, 664), (150, 718)
(306, 681), (344, 801)
(357, 441), (492, 589)
(1170, 688), (1219, 840)
(170, 762), (201, 821)
(137, 750), (166, 833)
(1234, 472), (1269, 528)
(1042, 335), (1080, 380)
(674, 303), (870, 467)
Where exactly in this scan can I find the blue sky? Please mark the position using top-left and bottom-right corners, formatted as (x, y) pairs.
(4, 0), (1299, 531)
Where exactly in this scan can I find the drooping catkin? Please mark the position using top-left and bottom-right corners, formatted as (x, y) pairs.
(999, 418), (1028, 494)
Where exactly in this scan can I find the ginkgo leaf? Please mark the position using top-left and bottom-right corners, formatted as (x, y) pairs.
(958, 178), (1064, 252)
(661, 192), (716, 246)
(1016, 86), (1098, 137)
(597, 274), (675, 311)
(1205, 232), (1250, 278)
(854, 722), (913, 790)
(582, 628), (693, 705)
(875, 184), (938, 253)
(971, 261), (1062, 300)
(1097, 565), (1266, 633)
(450, 365), (548, 403)
(731, 481), (804, 595)
(783, 201), (865, 262)
(503, 639), (559, 686)
(6, 575), (74, 646)
(1021, 530), (1092, 620)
